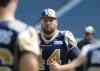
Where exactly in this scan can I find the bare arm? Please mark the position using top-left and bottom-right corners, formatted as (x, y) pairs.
(19, 53), (39, 71)
(18, 27), (40, 71)
(60, 53), (86, 71)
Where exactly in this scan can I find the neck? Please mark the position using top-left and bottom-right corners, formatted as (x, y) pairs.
(42, 29), (59, 39)
(40, 30), (59, 43)
(0, 8), (14, 20)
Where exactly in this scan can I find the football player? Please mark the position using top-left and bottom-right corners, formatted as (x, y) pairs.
(0, 0), (40, 71)
(38, 8), (80, 71)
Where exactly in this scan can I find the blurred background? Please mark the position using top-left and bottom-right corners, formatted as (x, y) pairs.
(16, 0), (100, 39)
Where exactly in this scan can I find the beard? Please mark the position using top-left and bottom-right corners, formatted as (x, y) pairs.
(41, 27), (59, 40)
(43, 27), (55, 35)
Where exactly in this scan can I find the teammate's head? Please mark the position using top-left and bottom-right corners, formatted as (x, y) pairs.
(41, 8), (58, 35)
(0, 0), (18, 16)
(84, 26), (95, 40)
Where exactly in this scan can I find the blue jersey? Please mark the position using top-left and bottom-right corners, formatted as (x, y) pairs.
(0, 21), (19, 71)
(86, 44), (100, 71)
(39, 31), (80, 71)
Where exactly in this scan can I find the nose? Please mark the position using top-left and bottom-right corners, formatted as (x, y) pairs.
(45, 21), (51, 25)
(46, 22), (51, 25)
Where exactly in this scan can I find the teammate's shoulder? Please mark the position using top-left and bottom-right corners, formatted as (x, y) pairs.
(17, 25), (40, 56)
(26, 26), (37, 33)
(9, 19), (28, 33)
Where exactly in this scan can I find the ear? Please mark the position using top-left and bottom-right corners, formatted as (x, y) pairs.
(55, 20), (58, 26)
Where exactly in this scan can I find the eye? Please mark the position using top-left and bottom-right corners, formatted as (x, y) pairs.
(42, 17), (56, 22)
(49, 19), (54, 22)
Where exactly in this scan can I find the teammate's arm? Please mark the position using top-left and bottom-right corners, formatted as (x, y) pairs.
(18, 27), (40, 71)
(19, 52), (38, 71)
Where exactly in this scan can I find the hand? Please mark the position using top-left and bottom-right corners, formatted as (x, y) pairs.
(49, 59), (62, 71)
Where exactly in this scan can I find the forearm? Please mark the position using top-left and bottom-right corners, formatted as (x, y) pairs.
(59, 64), (75, 71)
(19, 52), (39, 71)
(59, 59), (82, 71)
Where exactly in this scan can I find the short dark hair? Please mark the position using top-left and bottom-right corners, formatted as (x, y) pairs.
(0, 0), (10, 7)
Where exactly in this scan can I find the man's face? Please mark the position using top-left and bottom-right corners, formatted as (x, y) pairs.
(84, 32), (93, 40)
(41, 16), (58, 35)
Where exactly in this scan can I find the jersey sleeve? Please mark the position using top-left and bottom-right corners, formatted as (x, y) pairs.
(64, 31), (77, 47)
(17, 26), (40, 56)
(63, 31), (80, 60)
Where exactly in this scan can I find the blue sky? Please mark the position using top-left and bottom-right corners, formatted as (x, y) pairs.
(16, 0), (100, 38)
